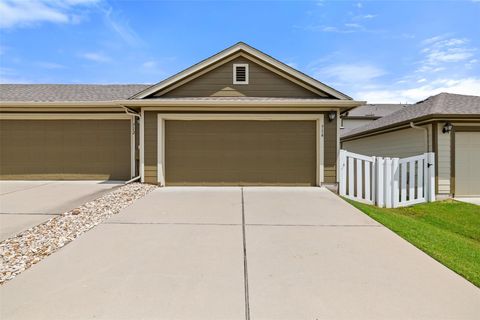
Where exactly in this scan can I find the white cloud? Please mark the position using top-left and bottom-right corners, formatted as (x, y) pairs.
(142, 60), (157, 69)
(80, 52), (110, 62)
(316, 63), (386, 84)
(357, 77), (480, 103)
(102, 6), (142, 46)
(35, 61), (66, 69)
(418, 36), (476, 73)
(0, 0), (99, 29)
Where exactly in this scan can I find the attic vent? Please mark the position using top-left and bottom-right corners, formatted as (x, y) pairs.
(233, 64), (249, 84)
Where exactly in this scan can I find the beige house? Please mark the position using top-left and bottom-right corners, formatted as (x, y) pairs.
(341, 93), (480, 197)
(0, 42), (363, 186)
(340, 104), (408, 133)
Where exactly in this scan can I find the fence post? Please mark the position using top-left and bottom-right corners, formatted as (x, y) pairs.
(384, 158), (392, 208)
(391, 158), (399, 208)
(339, 150), (347, 196)
(427, 152), (436, 202)
(376, 157), (384, 208)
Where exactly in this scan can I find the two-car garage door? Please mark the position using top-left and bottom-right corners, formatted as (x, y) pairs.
(164, 120), (318, 186)
(0, 120), (131, 180)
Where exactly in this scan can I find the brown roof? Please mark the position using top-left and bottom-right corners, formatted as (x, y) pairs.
(0, 84), (150, 102)
(341, 93), (480, 139)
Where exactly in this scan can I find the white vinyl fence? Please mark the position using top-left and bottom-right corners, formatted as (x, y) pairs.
(339, 150), (435, 208)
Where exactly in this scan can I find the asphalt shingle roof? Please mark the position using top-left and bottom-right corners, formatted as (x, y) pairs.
(341, 93), (480, 138)
(0, 84), (151, 102)
(346, 104), (408, 118)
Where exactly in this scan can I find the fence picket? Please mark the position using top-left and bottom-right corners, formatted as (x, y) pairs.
(409, 161), (415, 200)
(401, 162), (407, 202)
(365, 162), (371, 201)
(356, 159), (363, 198)
(348, 156), (354, 197)
(418, 159), (423, 199)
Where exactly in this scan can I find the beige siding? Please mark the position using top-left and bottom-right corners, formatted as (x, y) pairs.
(437, 125), (451, 194)
(158, 56), (324, 98)
(455, 131), (480, 196)
(341, 119), (374, 132)
(144, 111), (158, 184)
(342, 126), (429, 158)
(142, 111), (337, 185)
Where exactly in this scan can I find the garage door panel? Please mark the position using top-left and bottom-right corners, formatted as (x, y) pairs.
(455, 131), (480, 196)
(165, 120), (317, 186)
(0, 120), (131, 180)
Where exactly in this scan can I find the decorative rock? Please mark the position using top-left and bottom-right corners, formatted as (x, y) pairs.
(0, 183), (156, 284)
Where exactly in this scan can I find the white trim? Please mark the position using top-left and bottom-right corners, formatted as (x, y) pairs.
(156, 113), (325, 186)
(233, 63), (249, 84)
(140, 108), (145, 183)
(131, 43), (352, 100)
(336, 110), (340, 182)
(0, 113), (131, 120)
(122, 99), (364, 107)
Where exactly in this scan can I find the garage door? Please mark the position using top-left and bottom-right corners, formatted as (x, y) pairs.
(455, 131), (480, 196)
(0, 120), (131, 180)
(165, 120), (317, 186)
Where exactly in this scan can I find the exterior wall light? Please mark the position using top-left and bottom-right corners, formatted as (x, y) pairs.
(442, 122), (453, 134)
(328, 111), (336, 121)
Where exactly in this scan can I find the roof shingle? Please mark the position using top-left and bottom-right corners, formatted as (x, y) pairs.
(341, 93), (480, 138)
(0, 84), (150, 102)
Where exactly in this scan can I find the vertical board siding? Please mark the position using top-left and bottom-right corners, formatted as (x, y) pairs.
(323, 116), (337, 183)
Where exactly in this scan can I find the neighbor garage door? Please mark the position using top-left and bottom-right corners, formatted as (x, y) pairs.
(0, 120), (131, 180)
(165, 120), (317, 186)
(455, 131), (480, 196)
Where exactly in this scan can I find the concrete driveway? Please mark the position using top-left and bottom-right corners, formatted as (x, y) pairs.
(0, 180), (123, 240)
(1, 187), (479, 319)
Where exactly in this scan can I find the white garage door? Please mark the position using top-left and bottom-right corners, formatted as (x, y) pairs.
(455, 131), (480, 196)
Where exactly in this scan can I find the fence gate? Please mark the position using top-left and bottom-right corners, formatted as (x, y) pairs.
(339, 150), (435, 208)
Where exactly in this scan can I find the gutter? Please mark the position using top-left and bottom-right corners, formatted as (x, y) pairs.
(410, 122), (430, 152)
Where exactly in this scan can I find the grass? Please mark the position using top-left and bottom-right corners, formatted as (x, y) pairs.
(345, 198), (480, 287)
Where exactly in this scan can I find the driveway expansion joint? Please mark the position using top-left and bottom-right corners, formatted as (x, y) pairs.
(241, 187), (251, 320)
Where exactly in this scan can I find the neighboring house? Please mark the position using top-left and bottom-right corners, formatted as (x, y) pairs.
(341, 93), (480, 197)
(340, 104), (408, 132)
(0, 42), (363, 186)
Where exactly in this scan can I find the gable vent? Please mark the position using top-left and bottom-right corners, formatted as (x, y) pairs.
(233, 64), (249, 84)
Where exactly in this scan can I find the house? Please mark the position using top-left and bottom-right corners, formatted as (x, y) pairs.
(341, 93), (480, 197)
(0, 42), (363, 186)
(340, 104), (408, 133)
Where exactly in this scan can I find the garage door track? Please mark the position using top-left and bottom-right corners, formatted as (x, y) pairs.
(1, 187), (479, 319)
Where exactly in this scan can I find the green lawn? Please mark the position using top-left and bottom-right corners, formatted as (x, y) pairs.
(345, 199), (480, 287)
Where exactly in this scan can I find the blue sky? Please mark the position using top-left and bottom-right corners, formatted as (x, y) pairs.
(0, 0), (479, 103)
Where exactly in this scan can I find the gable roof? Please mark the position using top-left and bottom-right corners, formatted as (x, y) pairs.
(0, 84), (150, 102)
(345, 104), (409, 119)
(341, 93), (480, 139)
(130, 42), (352, 100)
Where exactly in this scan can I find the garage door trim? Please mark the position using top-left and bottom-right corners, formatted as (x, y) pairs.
(0, 113), (136, 180)
(155, 113), (324, 186)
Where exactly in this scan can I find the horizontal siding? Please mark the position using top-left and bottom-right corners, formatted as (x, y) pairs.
(437, 125), (450, 194)
(159, 56), (324, 98)
(342, 127), (428, 158)
(144, 112), (158, 184)
(324, 116), (337, 183)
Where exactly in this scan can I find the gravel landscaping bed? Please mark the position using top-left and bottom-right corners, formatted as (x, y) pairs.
(0, 183), (157, 284)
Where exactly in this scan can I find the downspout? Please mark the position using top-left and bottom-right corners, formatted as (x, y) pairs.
(121, 106), (141, 183)
(410, 122), (430, 152)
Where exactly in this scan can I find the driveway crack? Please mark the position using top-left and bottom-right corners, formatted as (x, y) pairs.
(241, 187), (251, 320)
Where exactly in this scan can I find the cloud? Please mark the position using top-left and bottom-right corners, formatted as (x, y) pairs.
(0, 0), (99, 29)
(315, 63), (386, 84)
(34, 61), (66, 69)
(357, 77), (480, 103)
(102, 6), (142, 46)
(80, 52), (110, 62)
(417, 36), (476, 73)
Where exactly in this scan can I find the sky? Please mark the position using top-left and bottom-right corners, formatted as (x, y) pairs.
(0, 0), (479, 103)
